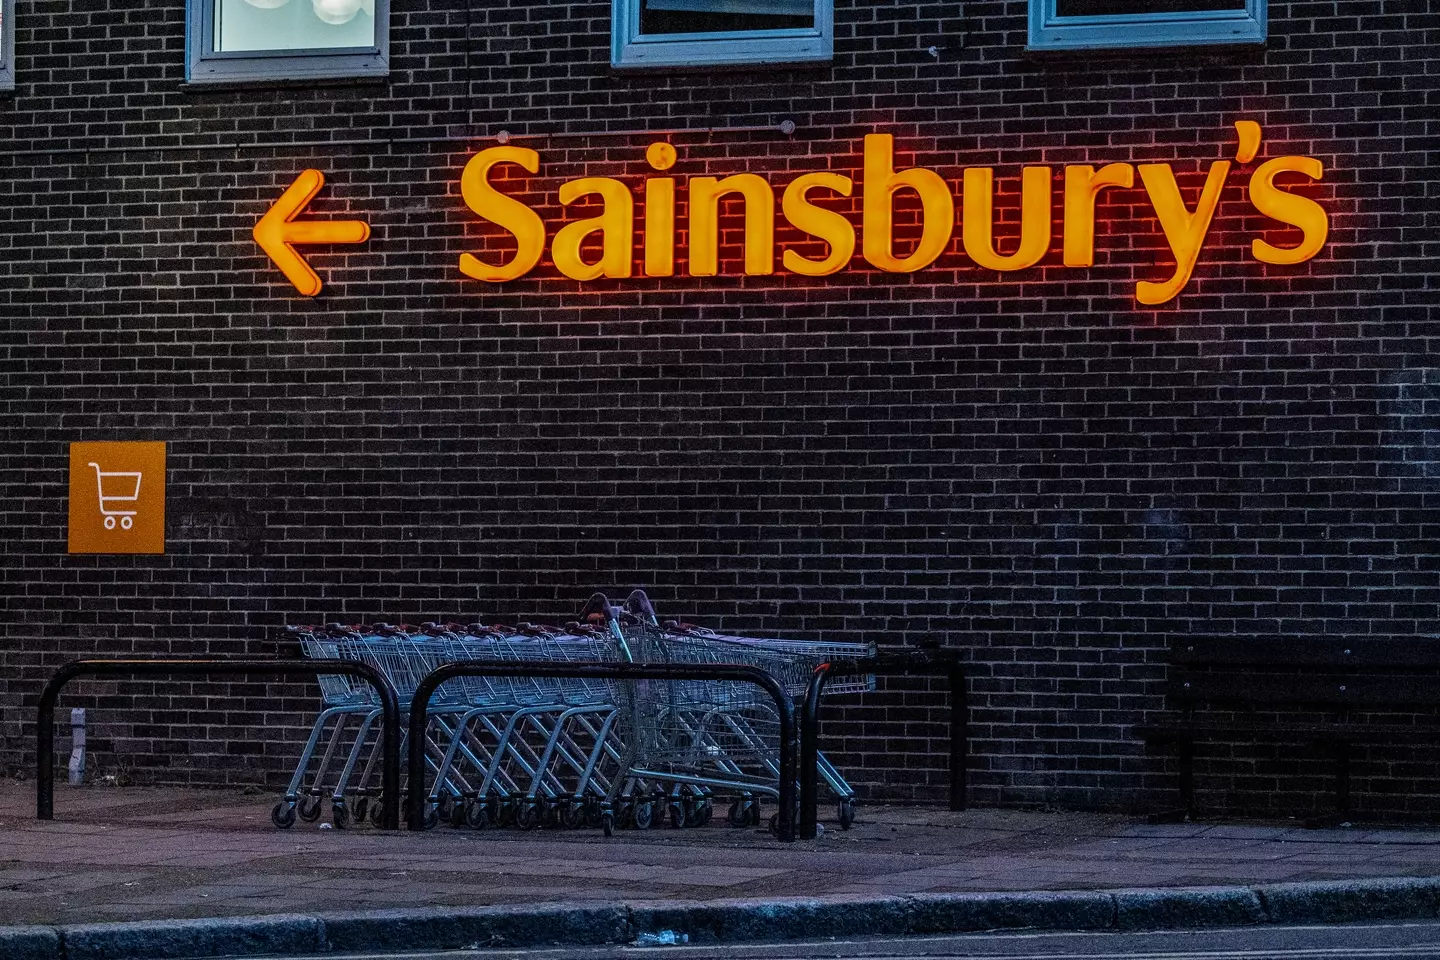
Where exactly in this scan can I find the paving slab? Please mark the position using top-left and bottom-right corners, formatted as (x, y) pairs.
(3, 779), (1440, 933)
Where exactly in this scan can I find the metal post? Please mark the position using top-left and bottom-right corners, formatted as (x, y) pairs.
(800, 650), (968, 832)
(68, 708), (86, 787)
(408, 660), (798, 841)
(948, 666), (967, 811)
(800, 662), (834, 840)
(37, 658), (401, 829)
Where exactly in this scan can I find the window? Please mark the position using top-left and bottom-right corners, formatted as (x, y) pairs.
(1028, 0), (1265, 51)
(186, 0), (389, 85)
(0, 0), (13, 93)
(612, 0), (832, 70)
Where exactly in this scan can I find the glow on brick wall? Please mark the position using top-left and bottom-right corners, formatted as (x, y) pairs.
(460, 121), (1328, 305)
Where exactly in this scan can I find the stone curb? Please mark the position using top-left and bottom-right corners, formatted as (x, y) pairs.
(317, 904), (630, 954)
(59, 915), (324, 960)
(7, 876), (1440, 960)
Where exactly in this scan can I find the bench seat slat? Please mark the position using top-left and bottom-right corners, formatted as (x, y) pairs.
(1168, 672), (1440, 707)
(1136, 720), (1439, 741)
(1171, 637), (1440, 668)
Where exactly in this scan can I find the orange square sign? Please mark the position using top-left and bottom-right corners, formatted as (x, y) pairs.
(68, 442), (166, 555)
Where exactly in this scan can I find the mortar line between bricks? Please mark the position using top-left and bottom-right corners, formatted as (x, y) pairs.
(0, 124), (789, 160)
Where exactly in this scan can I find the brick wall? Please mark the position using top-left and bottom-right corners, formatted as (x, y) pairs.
(2, 0), (1438, 818)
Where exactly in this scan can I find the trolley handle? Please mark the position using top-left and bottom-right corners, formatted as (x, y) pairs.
(578, 592), (615, 624)
(625, 589), (659, 624)
(577, 594), (639, 626)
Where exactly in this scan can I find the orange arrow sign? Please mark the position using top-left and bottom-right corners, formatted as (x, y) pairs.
(253, 169), (370, 297)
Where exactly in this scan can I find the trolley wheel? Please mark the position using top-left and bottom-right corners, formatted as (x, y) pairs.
(353, 797), (370, 823)
(687, 798), (712, 828)
(104, 516), (116, 530)
(436, 793), (455, 823)
(421, 805), (439, 831)
(541, 797), (560, 829)
(466, 799), (489, 829)
(668, 801), (686, 829)
(332, 801), (348, 830)
(298, 795), (323, 823)
(515, 802), (540, 831)
(270, 801), (296, 829)
(749, 796), (764, 827)
(616, 800), (635, 830)
(838, 798), (856, 830)
(562, 802), (587, 830)
(450, 799), (469, 829)
(121, 516), (133, 530)
(726, 798), (749, 828)
(370, 796), (386, 827)
(602, 812), (615, 837)
(769, 812), (780, 835)
(633, 800), (655, 830)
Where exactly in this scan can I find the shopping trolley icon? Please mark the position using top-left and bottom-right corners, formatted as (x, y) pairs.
(88, 462), (142, 530)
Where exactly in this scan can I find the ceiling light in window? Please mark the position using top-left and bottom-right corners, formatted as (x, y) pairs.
(312, 0), (367, 24)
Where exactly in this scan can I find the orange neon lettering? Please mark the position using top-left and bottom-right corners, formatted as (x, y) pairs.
(1249, 156), (1327, 266)
(1062, 163), (1134, 268)
(644, 143), (677, 277)
(781, 172), (855, 277)
(1234, 120), (1262, 164)
(459, 146), (546, 283)
(552, 177), (633, 281)
(645, 178), (676, 277)
(1136, 161), (1230, 305)
(962, 166), (1053, 272)
(689, 174), (774, 277)
(861, 134), (953, 273)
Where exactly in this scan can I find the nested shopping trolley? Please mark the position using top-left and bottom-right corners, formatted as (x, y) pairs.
(599, 590), (874, 830)
(271, 624), (455, 829)
(424, 623), (627, 831)
(274, 591), (874, 833)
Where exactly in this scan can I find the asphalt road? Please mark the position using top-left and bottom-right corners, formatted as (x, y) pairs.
(310, 922), (1440, 960)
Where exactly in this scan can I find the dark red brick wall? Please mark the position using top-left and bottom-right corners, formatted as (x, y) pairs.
(2, 0), (1438, 818)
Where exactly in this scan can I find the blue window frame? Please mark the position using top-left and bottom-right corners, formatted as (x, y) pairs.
(612, 0), (832, 70)
(1027, 0), (1265, 51)
(186, 0), (389, 85)
(0, 0), (15, 93)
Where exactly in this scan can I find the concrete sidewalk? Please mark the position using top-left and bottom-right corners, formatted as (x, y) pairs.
(4, 780), (1440, 926)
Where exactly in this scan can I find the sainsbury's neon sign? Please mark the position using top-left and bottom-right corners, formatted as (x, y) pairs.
(460, 121), (1328, 305)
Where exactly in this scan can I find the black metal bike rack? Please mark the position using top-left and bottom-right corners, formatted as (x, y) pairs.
(800, 649), (967, 840)
(36, 658), (403, 830)
(408, 659), (799, 841)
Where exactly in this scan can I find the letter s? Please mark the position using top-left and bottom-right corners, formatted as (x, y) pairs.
(459, 146), (545, 282)
(1249, 156), (1327, 266)
(782, 172), (855, 277)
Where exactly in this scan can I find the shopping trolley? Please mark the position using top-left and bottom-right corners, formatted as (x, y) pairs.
(274, 623), (471, 829)
(271, 626), (384, 829)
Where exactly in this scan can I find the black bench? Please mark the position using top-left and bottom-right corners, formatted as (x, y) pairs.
(1135, 636), (1440, 825)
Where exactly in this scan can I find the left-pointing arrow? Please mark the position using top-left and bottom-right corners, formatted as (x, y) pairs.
(253, 169), (370, 297)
